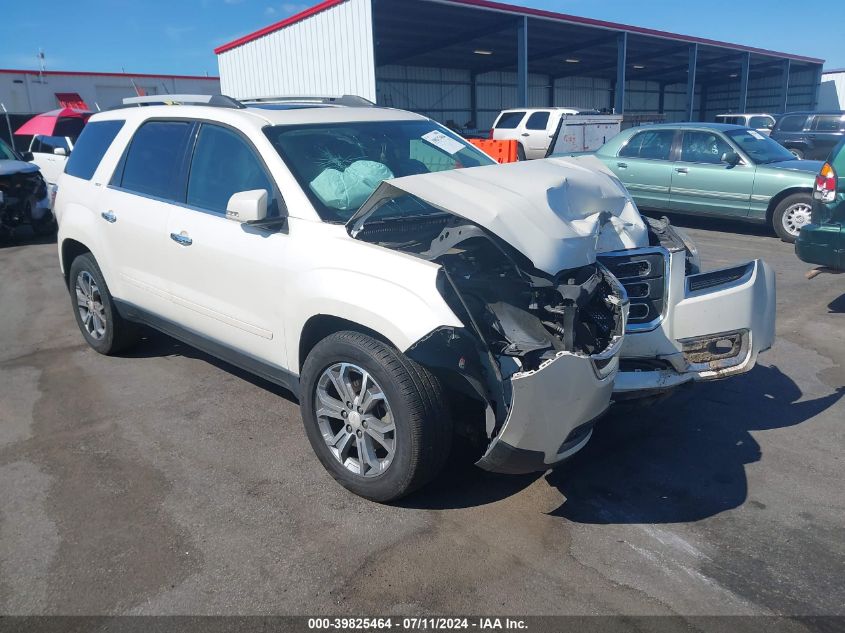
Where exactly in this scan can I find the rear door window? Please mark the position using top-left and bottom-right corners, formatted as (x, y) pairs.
(525, 111), (551, 130)
(494, 111), (526, 129)
(777, 115), (808, 132)
(117, 120), (195, 201)
(618, 129), (675, 161)
(813, 115), (845, 132)
(65, 120), (124, 180)
(187, 123), (279, 216)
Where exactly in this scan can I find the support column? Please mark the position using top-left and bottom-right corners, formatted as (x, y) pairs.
(779, 59), (791, 113)
(470, 71), (478, 128)
(738, 52), (750, 112)
(685, 43), (698, 121)
(812, 64), (823, 110)
(548, 75), (554, 107)
(614, 32), (627, 114)
(517, 16), (528, 107)
(658, 83), (666, 116)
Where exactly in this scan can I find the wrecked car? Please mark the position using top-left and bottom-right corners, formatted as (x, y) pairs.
(56, 96), (774, 502)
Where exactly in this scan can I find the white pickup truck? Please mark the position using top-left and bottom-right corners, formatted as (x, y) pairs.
(492, 107), (622, 159)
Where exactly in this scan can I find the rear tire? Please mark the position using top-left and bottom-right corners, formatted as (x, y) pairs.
(789, 148), (804, 160)
(772, 193), (813, 243)
(68, 253), (140, 355)
(300, 331), (451, 502)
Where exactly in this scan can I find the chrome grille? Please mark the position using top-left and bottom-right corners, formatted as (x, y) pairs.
(598, 249), (667, 331)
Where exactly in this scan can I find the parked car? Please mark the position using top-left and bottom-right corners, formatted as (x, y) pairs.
(27, 134), (74, 187)
(55, 95), (774, 501)
(491, 107), (613, 159)
(795, 139), (845, 271)
(564, 123), (820, 242)
(714, 113), (776, 135)
(770, 111), (845, 160)
(0, 137), (52, 237)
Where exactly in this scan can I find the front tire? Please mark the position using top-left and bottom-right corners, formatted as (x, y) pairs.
(789, 148), (804, 160)
(68, 253), (140, 355)
(517, 144), (527, 161)
(300, 331), (451, 502)
(772, 193), (813, 243)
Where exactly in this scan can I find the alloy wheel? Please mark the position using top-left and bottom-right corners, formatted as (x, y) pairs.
(75, 271), (107, 340)
(314, 362), (396, 478)
(782, 202), (812, 237)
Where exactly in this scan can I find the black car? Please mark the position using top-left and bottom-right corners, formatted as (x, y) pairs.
(0, 137), (52, 236)
(770, 111), (845, 160)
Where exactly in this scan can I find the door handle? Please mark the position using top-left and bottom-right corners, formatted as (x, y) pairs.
(520, 133), (530, 137)
(616, 162), (628, 169)
(675, 167), (688, 174)
(101, 211), (117, 223)
(170, 232), (193, 246)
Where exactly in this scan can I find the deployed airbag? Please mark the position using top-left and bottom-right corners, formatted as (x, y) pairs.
(310, 160), (394, 211)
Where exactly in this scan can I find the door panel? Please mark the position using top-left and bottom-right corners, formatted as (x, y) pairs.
(670, 131), (754, 217)
(611, 129), (676, 210)
(164, 209), (289, 364)
(95, 187), (180, 319)
(523, 111), (553, 158)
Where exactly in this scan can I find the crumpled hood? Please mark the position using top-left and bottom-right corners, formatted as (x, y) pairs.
(0, 160), (40, 177)
(349, 156), (648, 275)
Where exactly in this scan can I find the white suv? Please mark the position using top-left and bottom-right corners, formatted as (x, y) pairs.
(55, 94), (775, 501)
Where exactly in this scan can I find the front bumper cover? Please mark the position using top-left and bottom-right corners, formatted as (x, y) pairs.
(476, 336), (622, 474)
(614, 250), (775, 396)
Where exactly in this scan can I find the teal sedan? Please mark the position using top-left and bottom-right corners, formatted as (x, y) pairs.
(568, 123), (822, 242)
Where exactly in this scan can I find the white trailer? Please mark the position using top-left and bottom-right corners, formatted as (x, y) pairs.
(545, 114), (623, 157)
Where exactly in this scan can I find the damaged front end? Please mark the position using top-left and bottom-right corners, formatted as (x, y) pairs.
(352, 204), (628, 474)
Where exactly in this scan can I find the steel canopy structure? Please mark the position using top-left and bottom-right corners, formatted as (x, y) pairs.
(215, 0), (824, 128)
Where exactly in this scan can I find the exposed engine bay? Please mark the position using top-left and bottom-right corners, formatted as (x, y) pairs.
(356, 206), (626, 399)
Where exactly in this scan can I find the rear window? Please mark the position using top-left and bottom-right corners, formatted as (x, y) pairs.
(748, 116), (774, 129)
(65, 120), (124, 180)
(777, 115), (807, 132)
(116, 121), (194, 200)
(494, 111), (526, 129)
(525, 111), (551, 130)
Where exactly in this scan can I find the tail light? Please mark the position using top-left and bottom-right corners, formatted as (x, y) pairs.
(488, 128), (494, 139)
(814, 162), (837, 203)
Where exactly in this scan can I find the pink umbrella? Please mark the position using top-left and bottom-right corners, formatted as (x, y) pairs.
(15, 107), (92, 137)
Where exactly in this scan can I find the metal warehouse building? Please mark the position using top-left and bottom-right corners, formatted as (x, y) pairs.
(214, 0), (824, 130)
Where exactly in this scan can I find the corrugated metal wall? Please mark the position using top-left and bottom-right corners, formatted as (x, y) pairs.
(819, 71), (845, 110)
(375, 65), (706, 129)
(701, 67), (817, 120)
(217, 0), (376, 100)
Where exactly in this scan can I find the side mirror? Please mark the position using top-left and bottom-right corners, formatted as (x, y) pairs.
(21, 151), (34, 161)
(721, 151), (740, 166)
(53, 147), (67, 157)
(226, 189), (268, 223)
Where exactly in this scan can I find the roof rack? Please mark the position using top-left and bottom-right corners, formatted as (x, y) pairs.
(241, 95), (375, 108)
(119, 94), (245, 109)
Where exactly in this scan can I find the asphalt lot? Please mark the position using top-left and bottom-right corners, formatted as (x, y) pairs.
(0, 216), (843, 617)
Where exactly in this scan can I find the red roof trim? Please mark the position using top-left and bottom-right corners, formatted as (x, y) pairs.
(212, 0), (824, 65)
(0, 69), (219, 80)
(214, 0), (346, 54)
